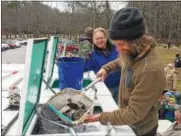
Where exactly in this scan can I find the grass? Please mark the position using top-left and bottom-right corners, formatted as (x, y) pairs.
(156, 45), (181, 92)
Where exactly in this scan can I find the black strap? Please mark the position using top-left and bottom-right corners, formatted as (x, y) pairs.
(42, 78), (56, 94)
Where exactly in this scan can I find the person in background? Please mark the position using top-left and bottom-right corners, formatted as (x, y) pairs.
(157, 107), (181, 136)
(167, 41), (171, 49)
(174, 53), (181, 68)
(164, 63), (177, 91)
(84, 7), (166, 136)
(174, 53), (181, 81)
(78, 27), (94, 59)
(84, 27), (121, 104)
(159, 90), (181, 122)
(175, 108), (181, 124)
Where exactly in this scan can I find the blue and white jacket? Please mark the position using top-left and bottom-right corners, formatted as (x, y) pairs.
(84, 40), (121, 88)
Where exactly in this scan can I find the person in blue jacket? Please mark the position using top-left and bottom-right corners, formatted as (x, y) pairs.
(84, 27), (121, 103)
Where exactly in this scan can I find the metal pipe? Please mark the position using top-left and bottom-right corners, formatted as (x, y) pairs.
(9, 77), (23, 90)
(2, 70), (18, 80)
(105, 121), (112, 136)
(68, 127), (78, 136)
(82, 77), (101, 92)
(75, 104), (95, 125)
(2, 112), (19, 136)
(42, 78), (56, 94)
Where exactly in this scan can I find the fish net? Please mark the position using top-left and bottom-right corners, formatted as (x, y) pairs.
(33, 88), (100, 134)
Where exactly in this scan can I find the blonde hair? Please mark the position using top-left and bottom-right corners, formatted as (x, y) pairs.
(93, 27), (108, 38)
(133, 34), (156, 49)
(127, 34), (156, 59)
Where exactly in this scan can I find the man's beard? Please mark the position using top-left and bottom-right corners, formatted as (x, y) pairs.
(120, 48), (138, 69)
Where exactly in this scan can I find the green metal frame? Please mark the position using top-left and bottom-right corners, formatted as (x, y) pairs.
(18, 38), (48, 136)
(46, 36), (59, 85)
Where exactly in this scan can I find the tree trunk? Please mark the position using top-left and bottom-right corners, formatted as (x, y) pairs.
(16, 3), (22, 38)
(105, 1), (110, 29)
(168, 21), (172, 42)
(6, 33), (9, 39)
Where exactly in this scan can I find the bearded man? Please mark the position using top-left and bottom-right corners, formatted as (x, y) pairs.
(84, 7), (166, 136)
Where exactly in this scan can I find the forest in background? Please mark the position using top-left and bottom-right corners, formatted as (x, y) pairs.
(1, 1), (181, 45)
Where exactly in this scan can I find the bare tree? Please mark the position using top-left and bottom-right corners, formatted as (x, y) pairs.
(127, 1), (181, 45)
(3, 1), (180, 44)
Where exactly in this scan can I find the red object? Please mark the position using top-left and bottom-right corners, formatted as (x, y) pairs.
(8, 42), (16, 48)
(2, 70), (18, 80)
(58, 40), (79, 53)
(12, 71), (18, 74)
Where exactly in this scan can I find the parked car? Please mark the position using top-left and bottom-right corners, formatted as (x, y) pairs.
(7, 41), (17, 49)
(14, 38), (27, 45)
(58, 40), (79, 54)
(1, 43), (10, 51)
(14, 41), (21, 48)
(19, 38), (27, 45)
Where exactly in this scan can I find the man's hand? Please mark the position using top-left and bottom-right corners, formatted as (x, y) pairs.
(84, 114), (101, 123)
(66, 52), (74, 58)
(96, 68), (107, 81)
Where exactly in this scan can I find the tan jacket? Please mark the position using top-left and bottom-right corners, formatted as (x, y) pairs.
(164, 67), (177, 90)
(99, 48), (166, 135)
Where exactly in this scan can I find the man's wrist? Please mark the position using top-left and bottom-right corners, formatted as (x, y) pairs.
(96, 114), (101, 121)
(101, 66), (110, 73)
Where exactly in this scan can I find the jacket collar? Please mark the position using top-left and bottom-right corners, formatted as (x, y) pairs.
(134, 42), (156, 61)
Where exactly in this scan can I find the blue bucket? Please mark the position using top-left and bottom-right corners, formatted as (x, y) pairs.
(57, 57), (85, 90)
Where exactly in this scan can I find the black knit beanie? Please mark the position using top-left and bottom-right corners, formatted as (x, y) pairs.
(109, 7), (145, 40)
